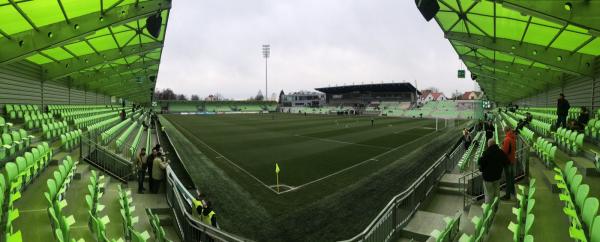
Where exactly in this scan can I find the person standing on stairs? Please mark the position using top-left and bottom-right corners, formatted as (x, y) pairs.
(556, 93), (570, 128)
(136, 148), (147, 193)
(501, 126), (517, 201)
(478, 139), (506, 203)
(151, 153), (170, 193)
(147, 148), (158, 191)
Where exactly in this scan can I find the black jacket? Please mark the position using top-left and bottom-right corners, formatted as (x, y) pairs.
(478, 145), (506, 182)
(557, 98), (570, 116)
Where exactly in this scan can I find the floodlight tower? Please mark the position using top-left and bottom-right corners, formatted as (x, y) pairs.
(262, 44), (270, 101)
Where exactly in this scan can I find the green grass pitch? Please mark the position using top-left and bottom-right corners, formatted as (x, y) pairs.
(161, 113), (461, 241)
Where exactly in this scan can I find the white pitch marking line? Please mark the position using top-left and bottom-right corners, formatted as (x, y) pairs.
(188, 136), (279, 194)
(284, 130), (440, 193)
(293, 134), (391, 150)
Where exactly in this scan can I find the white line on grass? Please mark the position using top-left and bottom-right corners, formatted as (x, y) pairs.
(293, 134), (391, 150)
(279, 129), (440, 194)
(188, 136), (280, 194)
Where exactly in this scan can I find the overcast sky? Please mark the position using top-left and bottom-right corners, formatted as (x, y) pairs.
(156, 0), (479, 100)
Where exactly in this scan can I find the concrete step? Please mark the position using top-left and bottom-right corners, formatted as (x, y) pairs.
(401, 211), (451, 242)
(437, 185), (462, 195)
(571, 156), (600, 177)
(439, 174), (463, 188)
(539, 165), (560, 193)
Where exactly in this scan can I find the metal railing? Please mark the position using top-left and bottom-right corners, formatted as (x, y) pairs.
(80, 134), (134, 183)
(340, 141), (464, 242)
(165, 167), (249, 242)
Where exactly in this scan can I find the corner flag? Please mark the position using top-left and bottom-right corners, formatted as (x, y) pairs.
(275, 163), (281, 193)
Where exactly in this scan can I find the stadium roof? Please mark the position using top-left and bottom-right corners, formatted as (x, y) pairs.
(0, 0), (171, 102)
(427, 0), (600, 103)
(316, 83), (419, 94)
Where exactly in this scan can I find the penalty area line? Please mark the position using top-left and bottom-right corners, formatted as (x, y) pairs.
(283, 130), (440, 193)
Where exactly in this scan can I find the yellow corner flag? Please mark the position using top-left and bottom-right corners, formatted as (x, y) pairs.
(275, 163), (280, 193)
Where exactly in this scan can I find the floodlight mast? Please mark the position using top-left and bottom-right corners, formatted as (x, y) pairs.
(262, 44), (270, 101)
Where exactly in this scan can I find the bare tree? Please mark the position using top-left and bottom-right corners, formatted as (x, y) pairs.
(425, 87), (440, 93)
(451, 90), (463, 100)
(176, 94), (187, 100)
(255, 90), (264, 101)
(191, 95), (200, 101)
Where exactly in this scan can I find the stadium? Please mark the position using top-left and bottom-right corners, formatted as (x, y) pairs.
(0, 1), (598, 242)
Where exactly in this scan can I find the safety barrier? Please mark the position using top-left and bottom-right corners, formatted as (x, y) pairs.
(80, 134), (134, 183)
(339, 139), (465, 242)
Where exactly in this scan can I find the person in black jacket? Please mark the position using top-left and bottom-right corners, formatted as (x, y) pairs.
(557, 93), (570, 128)
(478, 139), (507, 203)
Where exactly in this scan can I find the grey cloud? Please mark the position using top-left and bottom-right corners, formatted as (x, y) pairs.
(156, 0), (478, 99)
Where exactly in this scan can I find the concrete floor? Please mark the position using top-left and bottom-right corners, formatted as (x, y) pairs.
(11, 130), (181, 242)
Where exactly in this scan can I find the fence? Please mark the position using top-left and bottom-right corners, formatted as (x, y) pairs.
(339, 140), (465, 242)
(80, 134), (134, 183)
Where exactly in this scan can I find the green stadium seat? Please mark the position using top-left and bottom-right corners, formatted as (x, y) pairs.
(583, 198), (598, 230)
(0, 116), (13, 134)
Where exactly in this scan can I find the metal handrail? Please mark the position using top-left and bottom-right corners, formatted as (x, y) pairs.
(161, 119), (250, 242)
(340, 141), (464, 242)
(80, 135), (134, 183)
(160, 116), (466, 242)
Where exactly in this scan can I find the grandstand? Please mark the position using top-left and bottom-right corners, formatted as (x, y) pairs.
(0, 0), (599, 242)
(160, 101), (277, 114)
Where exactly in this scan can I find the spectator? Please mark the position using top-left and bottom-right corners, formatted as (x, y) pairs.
(574, 106), (590, 131)
(462, 128), (472, 149)
(146, 148), (158, 186)
(515, 112), (532, 134)
(150, 153), (169, 193)
(202, 201), (218, 228)
(485, 120), (494, 140)
(478, 139), (507, 203)
(120, 109), (126, 121)
(192, 191), (206, 220)
(556, 93), (570, 128)
(136, 148), (147, 193)
(501, 126), (517, 200)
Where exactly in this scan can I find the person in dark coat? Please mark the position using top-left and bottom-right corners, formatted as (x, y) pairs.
(485, 121), (495, 140)
(574, 106), (590, 131)
(478, 139), (507, 203)
(557, 93), (570, 128)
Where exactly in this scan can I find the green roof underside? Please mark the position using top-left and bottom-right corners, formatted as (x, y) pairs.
(432, 0), (600, 103)
(0, 0), (172, 103)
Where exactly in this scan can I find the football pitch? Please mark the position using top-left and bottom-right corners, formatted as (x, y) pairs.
(161, 113), (463, 241)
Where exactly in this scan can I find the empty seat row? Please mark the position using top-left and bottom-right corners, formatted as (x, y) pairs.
(1, 130), (34, 161)
(87, 170), (113, 242)
(128, 126), (145, 160)
(533, 137), (557, 167)
(118, 185), (151, 242)
(555, 128), (585, 154)
(6, 143), (53, 192)
(507, 179), (535, 242)
(554, 161), (600, 241)
(101, 119), (133, 145)
(45, 157), (82, 242)
(23, 112), (53, 129)
(87, 117), (122, 137)
(459, 197), (500, 242)
(61, 130), (82, 151)
(73, 111), (119, 129)
(147, 210), (171, 242)
(458, 132), (479, 171)
(115, 114), (146, 152)
(42, 120), (68, 140)
(0, 143), (51, 242)
(4, 104), (39, 120)
(0, 117), (13, 134)
(430, 214), (460, 242)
